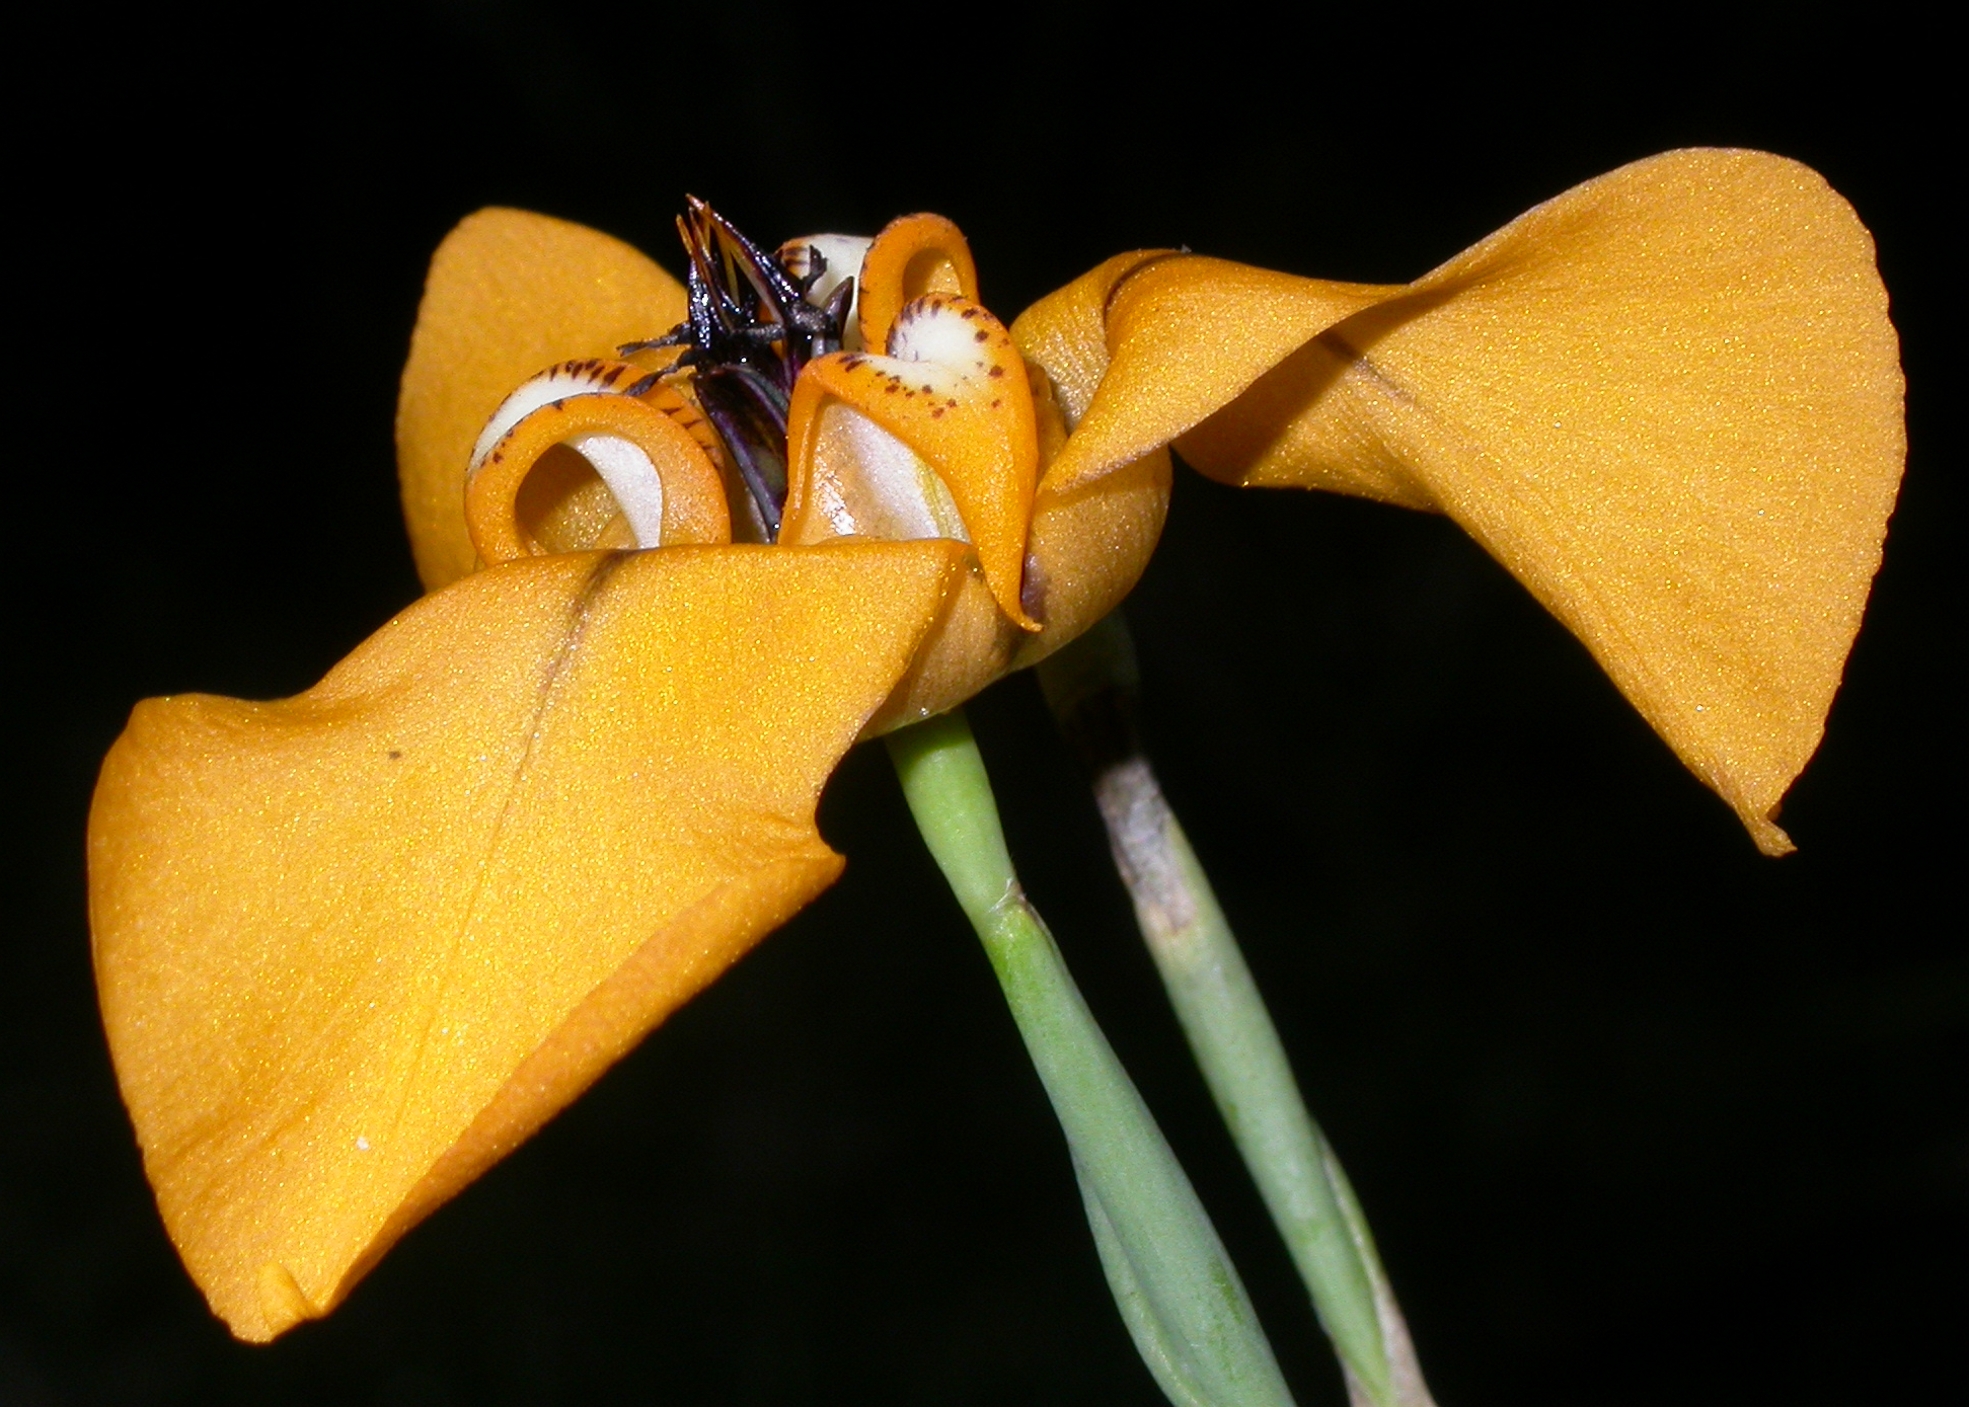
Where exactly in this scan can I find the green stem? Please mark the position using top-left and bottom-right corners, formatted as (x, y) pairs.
(887, 710), (1296, 1407)
(1039, 615), (1436, 1407)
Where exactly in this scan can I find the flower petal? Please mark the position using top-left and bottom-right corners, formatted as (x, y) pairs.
(466, 359), (730, 561)
(855, 213), (979, 353)
(786, 295), (1040, 627)
(1180, 150), (1903, 852)
(397, 210), (687, 590)
(856, 444), (1176, 736)
(1027, 150), (1903, 853)
(1013, 447), (1175, 670)
(1021, 252), (1400, 492)
(88, 540), (966, 1341)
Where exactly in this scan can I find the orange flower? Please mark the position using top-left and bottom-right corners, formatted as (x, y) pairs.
(87, 148), (1902, 1341)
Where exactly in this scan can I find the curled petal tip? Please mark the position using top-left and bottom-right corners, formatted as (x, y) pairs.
(856, 213), (978, 353)
(466, 359), (730, 560)
(397, 209), (689, 591)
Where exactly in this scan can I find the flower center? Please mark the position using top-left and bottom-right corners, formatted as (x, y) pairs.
(464, 200), (1041, 629)
(619, 197), (856, 541)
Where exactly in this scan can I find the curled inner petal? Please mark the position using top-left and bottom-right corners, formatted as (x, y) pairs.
(856, 213), (978, 353)
(396, 208), (689, 591)
(466, 361), (730, 563)
(784, 295), (1039, 628)
(782, 399), (969, 544)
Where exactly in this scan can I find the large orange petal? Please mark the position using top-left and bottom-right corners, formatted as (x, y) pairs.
(1021, 252), (1400, 494)
(1178, 150), (1903, 852)
(1026, 150), (1903, 853)
(396, 209), (688, 590)
(1012, 251), (1163, 431)
(88, 540), (966, 1341)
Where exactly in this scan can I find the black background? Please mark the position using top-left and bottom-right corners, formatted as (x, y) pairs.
(7, 3), (1959, 1403)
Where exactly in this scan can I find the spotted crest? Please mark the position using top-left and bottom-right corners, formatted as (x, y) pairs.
(856, 213), (978, 353)
(783, 294), (1040, 628)
(466, 359), (729, 564)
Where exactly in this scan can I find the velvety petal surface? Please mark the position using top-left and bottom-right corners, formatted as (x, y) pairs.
(1032, 150), (1904, 852)
(1027, 254), (1399, 493)
(89, 541), (964, 1341)
(397, 209), (688, 590)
